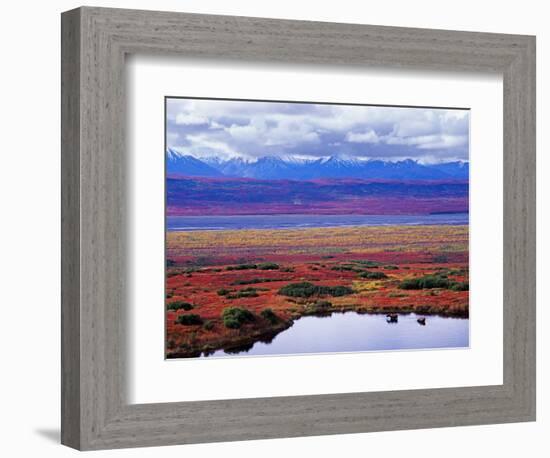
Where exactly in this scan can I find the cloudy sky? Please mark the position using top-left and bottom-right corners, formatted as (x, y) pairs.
(166, 98), (469, 163)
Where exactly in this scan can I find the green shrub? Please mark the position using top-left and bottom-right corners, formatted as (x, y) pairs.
(399, 274), (468, 291)
(175, 314), (203, 325)
(167, 301), (194, 311)
(359, 270), (388, 280)
(222, 307), (255, 329)
(278, 282), (353, 298)
(203, 320), (215, 331)
(260, 308), (278, 324)
(383, 265), (399, 270)
(226, 287), (259, 299)
(399, 275), (451, 290)
(223, 318), (239, 329)
(326, 285), (355, 296)
(278, 282), (319, 298)
(448, 268), (467, 276)
(450, 282), (469, 291)
(217, 288), (231, 296)
(258, 262), (280, 270)
(226, 264), (258, 271)
(352, 260), (382, 268)
(331, 264), (362, 272)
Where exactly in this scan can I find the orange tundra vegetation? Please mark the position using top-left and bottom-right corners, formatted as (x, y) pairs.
(165, 225), (469, 358)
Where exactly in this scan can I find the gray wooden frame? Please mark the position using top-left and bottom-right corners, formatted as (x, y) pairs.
(61, 6), (536, 451)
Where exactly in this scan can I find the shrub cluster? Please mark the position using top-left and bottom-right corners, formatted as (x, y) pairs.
(399, 275), (450, 290)
(260, 308), (279, 324)
(222, 307), (255, 329)
(331, 264), (363, 273)
(352, 260), (382, 268)
(226, 264), (258, 271)
(175, 314), (203, 325)
(449, 282), (469, 291)
(278, 282), (353, 298)
(399, 274), (469, 291)
(358, 270), (388, 280)
(258, 262), (280, 270)
(167, 301), (194, 311)
(227, 287), (259, 299)
(203, 320), (215, 331)
(226, 262), (280, 271)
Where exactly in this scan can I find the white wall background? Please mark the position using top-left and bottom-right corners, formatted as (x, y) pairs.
(0, 1), (546, 456)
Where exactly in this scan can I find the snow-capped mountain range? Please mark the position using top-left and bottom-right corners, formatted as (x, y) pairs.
(166, 149), (469, 180)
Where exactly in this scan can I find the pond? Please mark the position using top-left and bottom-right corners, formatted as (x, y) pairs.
(203, 312), (469, 358)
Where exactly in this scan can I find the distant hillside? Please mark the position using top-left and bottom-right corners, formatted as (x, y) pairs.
(166, 149), (469, 181)
(167, 176), (469, 216)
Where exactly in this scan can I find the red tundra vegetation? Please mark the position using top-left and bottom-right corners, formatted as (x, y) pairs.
(165, 225), (469, 358)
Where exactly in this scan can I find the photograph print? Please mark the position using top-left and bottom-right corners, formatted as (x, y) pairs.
(165, 97), (470, 359)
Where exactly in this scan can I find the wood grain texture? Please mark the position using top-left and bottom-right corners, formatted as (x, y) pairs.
(61, 6), (536, 450)
(60, 7), (81, 450)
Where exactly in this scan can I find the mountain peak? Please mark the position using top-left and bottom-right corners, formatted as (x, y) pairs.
(166, 152), (469, 180)
(166, 151), (224, 177)
(166, 148), (184, 160)
(257, 155), (285, 163)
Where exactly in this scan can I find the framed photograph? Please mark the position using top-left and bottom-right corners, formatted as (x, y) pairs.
(164, 97), (471, 359)
(61, 6), (536, 450)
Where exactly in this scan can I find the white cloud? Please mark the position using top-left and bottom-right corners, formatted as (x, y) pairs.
(166, 97), (469, 162)
(417, 134), (468, 150)
(264, 121), (320, 146)
(226, 123), (262, 142)
(184, 134), (239, 159)
(225, 118), (320, 147)
(346, 130), (380, 144)
(386, 134), (468, 150)
(393, 118), (436, 137)
(175, 113), (208, 125)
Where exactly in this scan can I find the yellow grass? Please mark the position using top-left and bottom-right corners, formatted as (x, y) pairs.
(167, 225), (469, 257)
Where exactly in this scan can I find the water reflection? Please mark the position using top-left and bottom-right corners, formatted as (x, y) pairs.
(203, 312), (469, 358)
